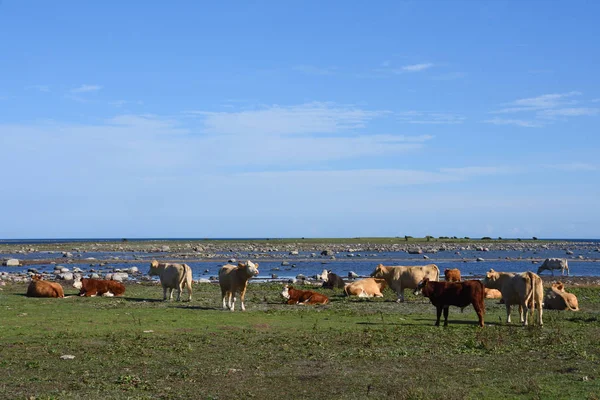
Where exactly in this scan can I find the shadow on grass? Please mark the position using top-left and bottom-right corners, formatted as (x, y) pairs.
(171, 305), (219, 311)
(412, 318), (484, 326)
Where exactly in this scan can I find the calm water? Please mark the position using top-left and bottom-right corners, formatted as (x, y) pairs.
(2, 246), (599, 280)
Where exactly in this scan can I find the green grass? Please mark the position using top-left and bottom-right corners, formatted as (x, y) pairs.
(1, 282), (599, 400)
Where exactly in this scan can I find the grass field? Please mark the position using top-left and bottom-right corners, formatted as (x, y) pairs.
(1, 282), (599, 400)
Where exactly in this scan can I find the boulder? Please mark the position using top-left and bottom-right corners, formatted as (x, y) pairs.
(3, 259), (20, 266)
(58, 272), (74, 281)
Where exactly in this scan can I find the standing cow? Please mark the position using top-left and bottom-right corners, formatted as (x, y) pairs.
(483, 269), (543, 326)
(414, 278), (485, 327)
(444, 268), (461, 282)
(370, 263), (440, 302)
(148, 260), (193, 301)
(219, 260), (259, 311)
(537, 258), (569, 276)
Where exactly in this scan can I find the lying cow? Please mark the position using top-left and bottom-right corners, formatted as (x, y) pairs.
(444, 268), (461, 282)
(344, 278), (387, 297)
(281, 285), (329, 305)
(219, 260), (259, 311)
(414, 278), (485, 327)
(73, 278), (126, 297)
(371, 263), (440, 302)
(484, 288), (503, 300)
(537, 258), (569, 276)
(320, 269), (346, 289)
(26, 275), (64, 298)
(149, 260), (193, 301)
(483, 269), (543, 326)
(544, 282), (579, 311)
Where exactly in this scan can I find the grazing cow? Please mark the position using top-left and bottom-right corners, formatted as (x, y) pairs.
(544, 282), (580, 311)
(537, 258), (569, 276)
(26, 275), (64, 298)
(414, 278), (485, 327)
(370, 263), (440, 302)
(219, 260), (259, 311)
(148, 260), (193, 301)
(320, 270), (346, 289)
(484, 288), (503, 300)
(344, 278), (387, 297)
(281, 285), (329, 305)
(483, 269), (544, 326)
(444, 268), (461, 282)
(73, 278), (126, 297)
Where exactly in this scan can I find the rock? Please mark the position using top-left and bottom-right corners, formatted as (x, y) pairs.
(348, 271), (359, 279)
(289, 250), (299, 255)
(111, 272), (129, 282)
(60, 355), (75, 360)
(127, 266), (139, 274)
(271, 274), (278, 279)
(72, 267), (83, 273)
(407, 248), (423, 255)
(423, 255), (429, 259)
(91, 273), (100, 279)
(60, 267), (69, 273)
(27, 268), (40, 274)
(577, 255), (584, 260)
(476, 257), (485, 262)
(62, 252), (73, 258)
(3, 259), (20, 266)
(296, 274), (306, 280)
(228, 258), (237, 263)
(320, 250), (334, 256)
(161, 246), (170, 252)
(195, 278), (211, 283)
(281, 261), (290, 266)
(566, 250), (574, 255)
(58, 272), (74, 280)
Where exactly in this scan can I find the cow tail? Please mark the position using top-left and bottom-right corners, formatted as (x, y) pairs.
(524, 272), (536, 310)
(344, 283), (350, 297)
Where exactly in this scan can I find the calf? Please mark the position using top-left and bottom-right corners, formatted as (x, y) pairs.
(321, 270), (346, 289)
(73, 278), (126, 297)
(26, 275), (64, 298)
(444, 268), (461, 282)
(281, 285), (329, 305)
(219, 261), (259, 311)
(414, 278), (485, 327)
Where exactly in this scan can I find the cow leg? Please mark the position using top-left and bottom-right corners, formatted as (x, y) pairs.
(227, 291), (233, 310)
(473, 301), (485, 327)
(435, 306), (443, 326)
(162, 285), (168, 301)
(443, 306), (450, 327)
(221, 289), (228, 309)
(230, 294), (236, 312)
(505, 303), (512, 324)
(240, 287), (247, 311)
(520, 303), (528, 326)
(175, 284), (182, 301)
(396, 287), (405, 303)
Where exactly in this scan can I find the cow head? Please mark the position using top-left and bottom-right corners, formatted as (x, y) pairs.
(31, 274), (43, 281)
(370, 264), (385, 278)
(73, 278), (83, 290)
(239, 261), (259, 277)
(413, 278), (429, 296)
(315, 269), (329, 281)
(148, 260), (161, 276)
(483, 269), (499, 287)
(281, 285), (291, 299)
(552, 282), (565, 292)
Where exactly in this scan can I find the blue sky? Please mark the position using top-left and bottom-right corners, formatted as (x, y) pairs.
(1, 1), (599, 239)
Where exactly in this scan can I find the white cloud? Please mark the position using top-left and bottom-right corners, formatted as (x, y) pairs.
(484, 118), (543, 128)
(398, 111), (465, 124)
(71, 84), (102, 93)
(400, 63), (434, 72)
(293, 65), (336, 75)
(543, 163), (599, 172)
(492, 91), (581, 114)
(539, 107), (599, 117)
(186, 102), (389, 135)
(26, 85), (50, 92)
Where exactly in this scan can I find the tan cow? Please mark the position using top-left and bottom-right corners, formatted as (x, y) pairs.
(484, 288), (503, 299)
(444, 268), (461, 282)
(483, 269), (543, 326)
(344, 278), (387, 297)
(370, 263), (440, 302)
(544, 282), (579, 311)
(26, 275), (64, 298)
(219, 260), (259, 311)
(148, 260), (193, 301)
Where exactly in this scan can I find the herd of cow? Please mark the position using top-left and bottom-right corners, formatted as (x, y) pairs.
(24, 257), (579, 327)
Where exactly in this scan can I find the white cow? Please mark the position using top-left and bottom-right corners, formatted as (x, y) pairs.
(537, 258), (569, 276)
(483, 269), (543, 326)
(148, 260), (193, 301)
(219, 261), (259, 311)
(370, 263), (440, 302)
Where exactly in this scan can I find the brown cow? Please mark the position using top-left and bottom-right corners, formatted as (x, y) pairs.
(219, 260), (259, 311)
(26, 275), (64, 298)
(444, 268), (461, 282)
(344, 278), (387, 297)
(414, 278), (485, 327)
(73, 278), (126, 297)
(281, 285), (329, 305)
